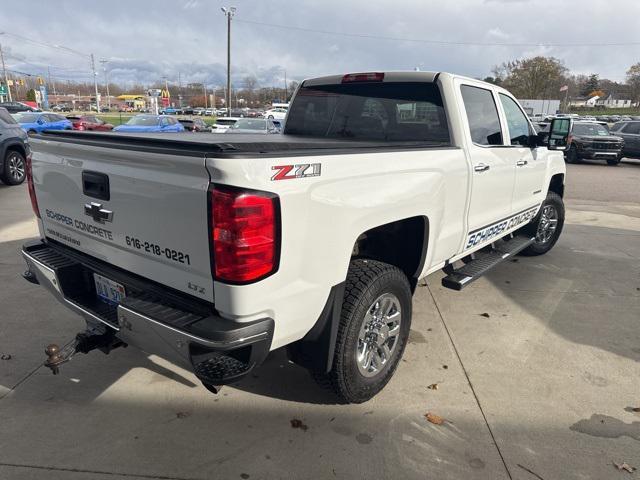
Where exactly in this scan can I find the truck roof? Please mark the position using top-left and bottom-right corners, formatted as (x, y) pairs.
(302, 71), (440, 86)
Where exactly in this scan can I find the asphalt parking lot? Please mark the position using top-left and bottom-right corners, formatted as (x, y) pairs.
(1, 159), (639, 480)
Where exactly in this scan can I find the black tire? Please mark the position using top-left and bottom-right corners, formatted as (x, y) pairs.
(1, 150), (26, 186)
(565, 145), (579, 164)
(519, 191), (565, 256)
(315, 259), (412, 403)
(606, 158), (620, 166)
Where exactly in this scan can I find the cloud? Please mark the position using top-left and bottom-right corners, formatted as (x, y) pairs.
(0, 0), (638, 87)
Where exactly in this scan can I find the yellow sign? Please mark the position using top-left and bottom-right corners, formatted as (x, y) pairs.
(161, 89), (170, 99)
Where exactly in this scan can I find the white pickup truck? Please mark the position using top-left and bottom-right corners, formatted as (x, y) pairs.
(22, 71), (570, 403)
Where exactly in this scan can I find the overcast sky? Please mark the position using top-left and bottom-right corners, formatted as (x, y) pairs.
(1, 0), (639, 90)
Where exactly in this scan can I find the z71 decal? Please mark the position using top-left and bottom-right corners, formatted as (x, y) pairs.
(465, 205), (539, 250)
(271, 163), (321, 181)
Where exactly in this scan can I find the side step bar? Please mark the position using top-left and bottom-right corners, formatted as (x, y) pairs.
(441, 235), (534, 291)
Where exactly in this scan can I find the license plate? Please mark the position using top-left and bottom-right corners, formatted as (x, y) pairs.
(93, 273), (126, 305)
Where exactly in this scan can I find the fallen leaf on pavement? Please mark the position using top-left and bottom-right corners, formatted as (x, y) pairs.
(176, 411), (191, 419)
(631, 407), (640, 413)
(427, 384), (439, 390)
(479, 313), (491, 318)
(290, 418), (308, 431)
(613, 461), (636, 473)
(425, 412), (445, 425)
(0, 354), (11, 360)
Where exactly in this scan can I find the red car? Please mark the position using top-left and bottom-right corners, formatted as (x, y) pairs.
(66, 115), (114, 131)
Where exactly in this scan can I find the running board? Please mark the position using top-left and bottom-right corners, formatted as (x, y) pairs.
(441, 235), (535, 291)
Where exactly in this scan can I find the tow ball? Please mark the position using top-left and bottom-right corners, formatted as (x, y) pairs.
(44, 325), (125, 375)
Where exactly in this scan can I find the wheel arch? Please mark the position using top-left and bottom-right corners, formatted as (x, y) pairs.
(548, 173), (565, 198)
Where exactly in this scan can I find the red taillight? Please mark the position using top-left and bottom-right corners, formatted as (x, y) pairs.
(567, 134), (573, 145)
(341, 72), (385, 83)
(211, 186), (279, 283)
(25, 153), (40, 218)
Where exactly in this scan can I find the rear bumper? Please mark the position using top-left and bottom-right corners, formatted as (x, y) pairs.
(22, 239), (274, 385)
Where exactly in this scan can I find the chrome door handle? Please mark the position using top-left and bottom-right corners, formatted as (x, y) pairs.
(516, 160), (528, 166)
(474, 163), (490, 172)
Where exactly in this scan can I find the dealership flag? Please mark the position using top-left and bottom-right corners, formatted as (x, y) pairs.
(559, 85), (569, 92)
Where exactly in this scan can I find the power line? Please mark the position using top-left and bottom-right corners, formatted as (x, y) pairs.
(235, 18), (640, 48)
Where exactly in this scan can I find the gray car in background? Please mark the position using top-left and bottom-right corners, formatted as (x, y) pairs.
(610, 121), (640, 158)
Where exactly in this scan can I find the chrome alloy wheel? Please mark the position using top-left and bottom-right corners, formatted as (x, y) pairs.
(536, 205), (558, 244)
(8, 153), (25, 183)
(356, 293), (402, 378)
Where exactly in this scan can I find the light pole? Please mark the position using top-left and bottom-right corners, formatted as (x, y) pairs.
(100, 59), (110, 110)
(221, 6), (235, 117)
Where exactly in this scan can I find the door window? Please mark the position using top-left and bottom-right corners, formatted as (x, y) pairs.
(460, 85), (503, 146)
(499, 94), (532, 146)
(622, 122), (640, 134)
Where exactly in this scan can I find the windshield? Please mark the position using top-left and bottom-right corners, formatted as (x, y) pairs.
(285, 81), (450, 143)
(231, 119), (266, 130)
(216, 118), (237, 126)
(573, 123), (609, 136)
(126, 115), (160, 126)
(15, 113), (40, 123)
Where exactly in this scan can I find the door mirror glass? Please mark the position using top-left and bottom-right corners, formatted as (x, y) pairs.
(547, 118), (572, 150)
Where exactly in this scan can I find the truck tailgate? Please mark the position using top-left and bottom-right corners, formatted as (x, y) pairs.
(30, 137), (214, 302)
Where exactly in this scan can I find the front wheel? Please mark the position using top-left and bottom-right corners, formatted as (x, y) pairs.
(315, 259), (412, 403)
(519, 191), (565, 256)
(565, 145), (579, 164)
(606, 158), (620, 166)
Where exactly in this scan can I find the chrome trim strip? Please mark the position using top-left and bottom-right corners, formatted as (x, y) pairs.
(65, 299), (119, 331)
(117, 305), (267, 348)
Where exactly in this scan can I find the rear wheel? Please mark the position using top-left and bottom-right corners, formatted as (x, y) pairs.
(1, 150), (26, 185)
(314, 259), (412, 404)
(519, 191), (565, 256)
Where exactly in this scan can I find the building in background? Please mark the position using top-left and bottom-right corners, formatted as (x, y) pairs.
(518, 99), (561, 116)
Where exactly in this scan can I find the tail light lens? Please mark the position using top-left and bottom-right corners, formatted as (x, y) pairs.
(25, 153), (40, 218)
(211, 186), (279, 283)
(342, 72), (385, 83)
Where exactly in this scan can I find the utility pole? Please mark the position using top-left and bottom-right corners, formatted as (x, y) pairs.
(0, 43), (12, 101)
(178, 71), (182, 107)
(284, 69), (288, 102)
(221, 7), (236, 117)
(100, 60), (110, 109)
(47, 66), (57, 98)
(203, 84), (207, 109)
(90, 53), (100, 113)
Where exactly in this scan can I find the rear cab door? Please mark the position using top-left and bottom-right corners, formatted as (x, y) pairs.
(619, 122), (640, 154)
(455, 79), (515, 252)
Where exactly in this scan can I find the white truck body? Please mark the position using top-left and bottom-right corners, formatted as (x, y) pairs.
(22, 71), (567, 401)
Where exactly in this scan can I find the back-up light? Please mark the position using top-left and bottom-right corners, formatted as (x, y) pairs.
(25, 153), (40, 218)
(341, 72), (385, 83)
(211, 186), (280, 283)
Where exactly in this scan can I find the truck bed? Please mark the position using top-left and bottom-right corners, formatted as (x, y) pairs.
(35, 130), (448, 157)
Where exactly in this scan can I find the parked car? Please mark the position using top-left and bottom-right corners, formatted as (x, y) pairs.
(204, 108), (214, 116)
(67, 115), (114, 131)
(182, 107), (195, 115)
(178, 117), (211, 132)
(193, 108), (206, 116)
(14, 112), (73, 135)
(160, 107), (183, 115)
(263, 107), (287, 120)
(212, 117), (241, 132)
(224, 118), (280, 134)
(610, 121), (640, 158)
(0, 101), (40, 113)
(23, 71), (567, 403)
(113, 114), (185, 133)
(0, 107), (29, 185)
(565, 121), (624, 165)
(52, 104), (72, 112)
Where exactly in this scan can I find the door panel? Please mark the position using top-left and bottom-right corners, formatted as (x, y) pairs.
(458, 84), (515, 240)
(497, 93), (547, 213)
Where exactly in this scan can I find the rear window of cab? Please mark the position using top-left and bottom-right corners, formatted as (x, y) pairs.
(285, 82), (450, 144)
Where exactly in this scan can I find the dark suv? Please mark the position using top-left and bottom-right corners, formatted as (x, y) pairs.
(610, 121), (640, 159)
(566, 122), (624, 166)
(0, 107), (29, 185)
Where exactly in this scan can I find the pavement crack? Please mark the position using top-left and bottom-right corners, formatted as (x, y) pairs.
(0, 462), (206, 480)
(426, 284), (514, 480)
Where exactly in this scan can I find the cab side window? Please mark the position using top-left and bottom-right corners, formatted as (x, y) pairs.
(499, 94), (532, 146)
(622, 122), (640, 134)
(460, 85), (503, 146)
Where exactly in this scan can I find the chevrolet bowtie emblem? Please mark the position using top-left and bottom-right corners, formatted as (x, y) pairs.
(84, 202), (114, 224)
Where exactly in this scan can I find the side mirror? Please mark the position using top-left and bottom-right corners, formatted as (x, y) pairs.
(37, 117), (45, 125)
(547, 118), (572, 151)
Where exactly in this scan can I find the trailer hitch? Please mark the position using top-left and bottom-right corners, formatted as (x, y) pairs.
(44, 324), (125, 375)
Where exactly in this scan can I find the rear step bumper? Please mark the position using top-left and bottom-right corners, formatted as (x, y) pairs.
(22, 239), (274, 386)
